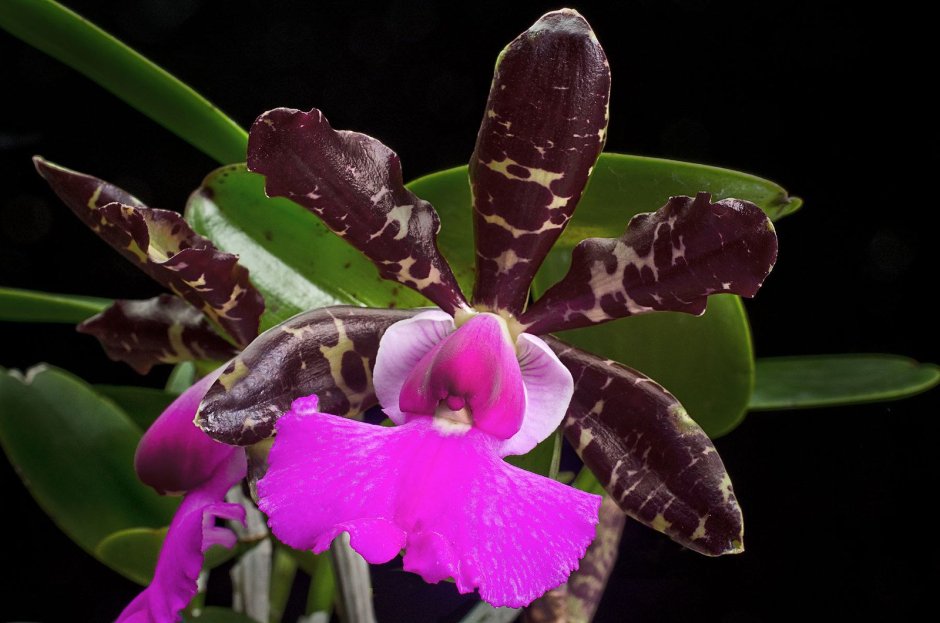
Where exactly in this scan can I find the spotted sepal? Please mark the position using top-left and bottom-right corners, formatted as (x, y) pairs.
(77, 295), (238, 374)
(34, 157), (264, 347)
(521, 192), (778, 334)
(549, 337), (744, 556)
(470, 9), (610, 315)
(197, 306), (417, 445)
(247, 108), (468, 315)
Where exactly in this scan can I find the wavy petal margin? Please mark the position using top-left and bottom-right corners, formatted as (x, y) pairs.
(549, 337), (744, 556)
(77, 295), (237, 374)
(522, 192), (777, 334)
(471, 9), (610, 315)
(197, 306), (416, 445)
(34, 157), (264, 347)
(247, 108), (468, 314)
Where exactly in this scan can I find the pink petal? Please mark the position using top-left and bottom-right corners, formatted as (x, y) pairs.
(258, 398), (600, 608)
(498, 332), (574, 456)
(373, 309), (454, 425)
(399, 313), (525, 440)
(134, 366), (232, 495)
(116, 450), (247, 623)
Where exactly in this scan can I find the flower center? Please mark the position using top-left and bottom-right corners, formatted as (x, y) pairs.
(399, 313), (526, 439)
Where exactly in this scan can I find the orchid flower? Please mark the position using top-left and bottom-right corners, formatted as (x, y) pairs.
(193, 8), (778, 609)
(118, 367), (247, 622)
(28, 7), (777, 618)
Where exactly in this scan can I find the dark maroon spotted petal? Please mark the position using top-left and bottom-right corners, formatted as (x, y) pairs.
(197, 306), (417, 445)
(470, 9), (610, 315)
(34, 157), (264, 347)
(77, 295), (238, 374)
(247, 108), (468, 315)
(523, 495), (625, 623)
(521, 192), (777, 334)
(549, 337), (744, 556)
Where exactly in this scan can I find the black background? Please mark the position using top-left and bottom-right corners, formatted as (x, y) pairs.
(1, 1), (936, 622)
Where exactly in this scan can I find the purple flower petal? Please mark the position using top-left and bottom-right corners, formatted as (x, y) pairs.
(550, 337), (744, 556)
(498, 332), (573, 457)
(197, 306), (417, 445)
(135, 366), (231, 495)
(247, 108), (468, 314)
(520, 192), (778, 334)
(77, 295), (238, 374)
(398, 313), (525, 440)
(373, 309), (454, 425)
(470, 9), (610, 314)
(34, 157), (264, 347)
(116, 457), (246, 623)
(258, 397), (600, 608)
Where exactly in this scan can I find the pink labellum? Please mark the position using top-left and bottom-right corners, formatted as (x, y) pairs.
(399, 313), (525, 440)
(258, 396), (600, 608)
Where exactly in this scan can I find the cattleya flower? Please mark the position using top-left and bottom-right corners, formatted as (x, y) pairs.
(31, 8), (778, 621)
(196, 7), (777, 608)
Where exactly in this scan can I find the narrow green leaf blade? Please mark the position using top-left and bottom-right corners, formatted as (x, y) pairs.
(750, 355), (940, 411)
(0, 0), (247, 164)
(0, 365), (178, 568)
(0, 286), (109, 323)
(186, 165), (430, 331)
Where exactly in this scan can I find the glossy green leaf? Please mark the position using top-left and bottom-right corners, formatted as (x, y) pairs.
(0, 365), (178, 574)
(0, 0), (247, 164)
(95, 527), (166, 585)
(166, 362), (197, 395)
(555, 296), (753, 438)
(186, 165), (432, 331)
(94, 384), (176, 429)
(0, 286), (109, 323)
(750, 355), (940, 411)
(408, 154), (796, 437)
(504, 431), (561, 478)
(95, 526), (244, 586)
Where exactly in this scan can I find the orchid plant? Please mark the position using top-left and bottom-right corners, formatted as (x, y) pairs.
(0, 2), (936, 623)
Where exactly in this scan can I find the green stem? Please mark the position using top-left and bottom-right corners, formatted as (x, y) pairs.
(269, 545), (299, 623)
(0, 0), (248, 164)
(305, 552), (336, 618)
(0, 286), (109, 323)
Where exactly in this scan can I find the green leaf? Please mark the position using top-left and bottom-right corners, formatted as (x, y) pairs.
(408, 154), (797, 437)
(94, 384), (176, 429)
(186, 165), (430, 331)
(750, 354), (940, 411)
(183, 607), (261, 623)
(504, 431), (561, 478)
(0, 286), (109, 323)
(0, 365), (178, 576)
(94, 527), (166, 585)
(555, 296), (753, 438)
(166, 362), (197, 394)
(0, 0), (247, 164)
(95, 526), (245, 586)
